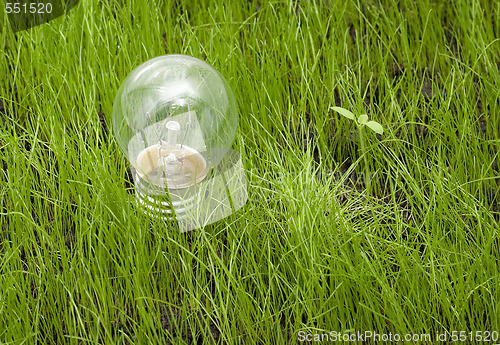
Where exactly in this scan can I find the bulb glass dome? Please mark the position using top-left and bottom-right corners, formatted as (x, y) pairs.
(113, 55), (247, 231)
(113, 55), (238, 188)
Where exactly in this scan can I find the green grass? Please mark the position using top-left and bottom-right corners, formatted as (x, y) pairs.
(1, 0), (499, 343)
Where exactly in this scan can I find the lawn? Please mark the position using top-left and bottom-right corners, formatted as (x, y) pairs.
(0, 0), (499, 343)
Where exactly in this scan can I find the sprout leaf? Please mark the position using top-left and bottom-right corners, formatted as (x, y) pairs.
(358, 114), (368, 125)
(330, 106), (355, 120)
(366, 121), (384, 135)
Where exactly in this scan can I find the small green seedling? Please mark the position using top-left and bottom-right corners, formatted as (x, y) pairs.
(330, 106), (384, 192)
(330, 107), (384, 135)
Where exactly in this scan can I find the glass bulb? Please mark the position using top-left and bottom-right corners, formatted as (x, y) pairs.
(113, 54), (237, 185)
(112, 54), (247, 231)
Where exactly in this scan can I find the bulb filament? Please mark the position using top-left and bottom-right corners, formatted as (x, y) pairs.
(158, 121), (186, 180)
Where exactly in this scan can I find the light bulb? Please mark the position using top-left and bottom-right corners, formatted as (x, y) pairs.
(113, 55), (247, 231)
